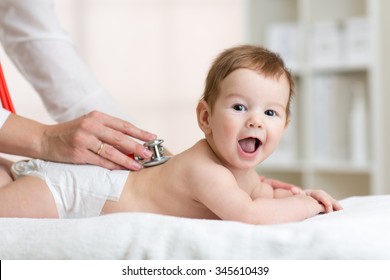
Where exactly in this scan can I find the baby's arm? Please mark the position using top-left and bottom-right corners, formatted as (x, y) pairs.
(252, 179), (300, 199)
(254, 179), (341, 213)
(193, 167), (328, 225)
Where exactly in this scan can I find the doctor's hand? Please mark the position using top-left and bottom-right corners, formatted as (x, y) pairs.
(41, 111), (156, 170)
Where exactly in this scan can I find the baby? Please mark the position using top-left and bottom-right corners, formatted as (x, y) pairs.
(0, 45), (342, 224)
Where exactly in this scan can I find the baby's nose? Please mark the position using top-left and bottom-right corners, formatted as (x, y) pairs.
(246, 115), (264, 128)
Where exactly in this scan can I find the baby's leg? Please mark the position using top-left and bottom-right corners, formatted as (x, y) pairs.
(0, 175), (59, 218)
(0, 157), (13, 188)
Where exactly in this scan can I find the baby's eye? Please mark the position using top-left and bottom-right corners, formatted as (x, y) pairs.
(232, 104), (247, 112)
(264, 110), (276, 117)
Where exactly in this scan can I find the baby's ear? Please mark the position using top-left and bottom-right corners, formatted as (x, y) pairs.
(196, 100), (212, 134)
(285, 116), (291, 129)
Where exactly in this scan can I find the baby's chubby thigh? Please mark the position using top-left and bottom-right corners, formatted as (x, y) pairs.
(0, 156), (13, 187)
(0, 175), (58, 218)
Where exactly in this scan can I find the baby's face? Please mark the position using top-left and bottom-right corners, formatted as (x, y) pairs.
(207, 68), (290, 170)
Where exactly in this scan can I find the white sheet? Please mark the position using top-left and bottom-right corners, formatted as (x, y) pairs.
(1, 195), (389, 259)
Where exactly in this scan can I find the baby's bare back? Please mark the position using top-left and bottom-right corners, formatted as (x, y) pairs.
(102, 141), (220, 220)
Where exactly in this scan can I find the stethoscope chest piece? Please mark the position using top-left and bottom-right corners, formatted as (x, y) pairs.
(141, 139), (171, 167)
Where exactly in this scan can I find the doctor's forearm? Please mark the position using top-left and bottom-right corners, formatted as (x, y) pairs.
(0, 114), (46, 159)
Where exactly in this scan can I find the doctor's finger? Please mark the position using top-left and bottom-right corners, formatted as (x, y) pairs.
(92, 142), (144, 171)
(97, 127), (154, 160)
(91, 111), (157, 142)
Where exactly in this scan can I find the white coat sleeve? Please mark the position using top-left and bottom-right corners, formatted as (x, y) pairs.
(0, 108), (11, 128)
(0, 0), (135, 123)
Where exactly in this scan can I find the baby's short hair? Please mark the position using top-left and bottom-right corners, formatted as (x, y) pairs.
(201, 45), (295, 117)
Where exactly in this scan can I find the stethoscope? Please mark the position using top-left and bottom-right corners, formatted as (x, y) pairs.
(136, 139), (171, 167)
(0, 63), (16, 113)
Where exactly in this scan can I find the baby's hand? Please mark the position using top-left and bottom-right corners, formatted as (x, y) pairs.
(304, 189), (343, 213)
(260, 176), (303, 195)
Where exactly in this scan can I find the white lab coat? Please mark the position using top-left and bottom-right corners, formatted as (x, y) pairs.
(0, 0), (133, 127)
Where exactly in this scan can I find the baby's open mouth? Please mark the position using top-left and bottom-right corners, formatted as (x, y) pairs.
(239, 137), (262, 153)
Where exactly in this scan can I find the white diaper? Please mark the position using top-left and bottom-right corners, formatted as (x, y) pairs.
(11, 159), (129, 218)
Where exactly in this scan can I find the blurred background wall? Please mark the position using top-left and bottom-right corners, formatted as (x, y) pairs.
(1, 0), (247, 154)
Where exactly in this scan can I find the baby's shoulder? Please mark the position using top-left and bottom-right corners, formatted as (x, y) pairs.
(176, 144), (233, 183)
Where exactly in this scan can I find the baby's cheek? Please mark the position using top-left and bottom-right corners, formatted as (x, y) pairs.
(266, 129), (285, 152)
